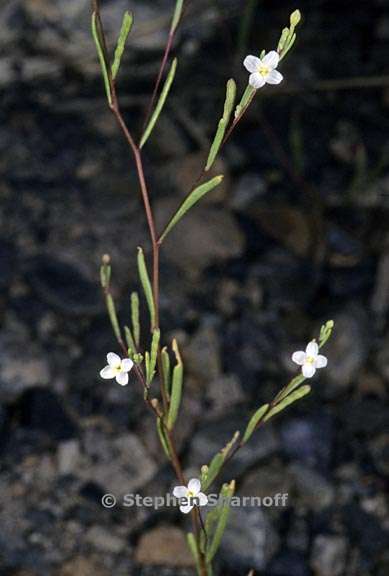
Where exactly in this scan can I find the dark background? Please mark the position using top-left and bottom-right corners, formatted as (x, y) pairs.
(1, 0), (389, 575)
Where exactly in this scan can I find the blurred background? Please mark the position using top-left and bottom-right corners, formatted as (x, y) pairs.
(1, 0), (389, 574)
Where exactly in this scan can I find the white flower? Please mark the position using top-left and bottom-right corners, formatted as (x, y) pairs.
(243, 51), (283, 89)
(292, 340), (328, 379)
(100, 352), (134, 386)
(173, 478), (208, 514)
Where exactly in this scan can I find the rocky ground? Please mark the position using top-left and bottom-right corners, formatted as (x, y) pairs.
(1, 0), (389, 575)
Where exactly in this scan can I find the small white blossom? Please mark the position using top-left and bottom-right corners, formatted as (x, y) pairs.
(292, 340), (328, 379)
(100, 352), (133, 386)
(173, 478), (208, 514)
(243, 51), (283, 89)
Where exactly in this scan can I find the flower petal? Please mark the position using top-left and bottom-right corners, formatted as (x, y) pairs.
(197, 492), (208, 506)
(100, 365), (115, 379)
(292, 351), (306, 366)
(306, 341), (318, 358)
(249, 73), (266, 89)
(116, 371), (129, 386)
(188, 478), (201, 495)
(173, 486), (188, 499)
(262, 50), (280, 69)
(302, 363), (316, 378)
(107, 352), (121, 368)
(315, 355), (328, 369)
(180, 503), (194, 514)
(265, 69), (283, 85)
(243, 55), (261, 73)
(121, 358), (134, 373)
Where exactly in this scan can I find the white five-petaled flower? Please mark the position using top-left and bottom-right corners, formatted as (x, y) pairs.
(173, 478), (208, 514)
(100, 352), (134, 386)
(292, 340), (328, 379)
(243, 51), (283, 89)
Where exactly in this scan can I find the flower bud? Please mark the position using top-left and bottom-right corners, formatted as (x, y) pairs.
(290, 9), (301, 27)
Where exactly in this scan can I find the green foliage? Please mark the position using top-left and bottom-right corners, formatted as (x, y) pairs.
(206, 480), (235, 562)
(187, 533), (202, 574)
(140, 58), (178, 148)
(234, 84), (256, 119)
(161, 347), (171, 398)
(130, 292), (140, 347)
(100, 255), (111, 289)
(159, 175), (224, 242)
(201, 432), (240, 491)
(111, 11), (133, 79)
(206, 79), (236, 171)
(106, 294), (122, 344)
(137, 247), (156, 328)
(146, 329), (160, 385)
(157, 417), (171, 459)
(242, 403), (269, 444)
(167, 339), (183, 429)
(264, 384), (311, 421)
(91, 12), (112, 105)
(124, 325), (136, 356)
(171, 0), (184, 33)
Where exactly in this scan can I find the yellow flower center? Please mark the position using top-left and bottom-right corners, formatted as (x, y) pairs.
(258, 64), (270, 77)
(187, 490), (195, 498)
(306, 356), (315, 364)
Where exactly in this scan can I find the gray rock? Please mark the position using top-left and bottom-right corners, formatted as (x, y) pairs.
(310, 535), (348, 576)
(324, 306), (370, 395)
(220, 507), (279, 571)
(289, 463), (335, 512)
(230, 173), (267, 212)
(86, 525), (126, 554)
(57, 440), (81, 476)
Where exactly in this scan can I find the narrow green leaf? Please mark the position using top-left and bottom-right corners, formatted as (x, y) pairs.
(157, 418), (171, 459)
(264, 385), (311, 421)
(170, 0), (184, 33)
(159, 175), (224, 243)
(131, 292), (140, 347)
(167, 339), (183, 430)
(140, 58), (178, 148)
(111, 11), (133, 79)
(277, 27), (289, 53)
(106, 294), (121, 343)
(187, 533), (201, 575)
(161, 346), (171, 398)
(276, 373), (305, 403)
(202, 431), (240, 491)
(91, 12), (112, 105)
(205, 79), (236, 171)
(145, 351), (151, 384)
(124, 325), (136, 355)
(206, 480), (235, 562)
(234, 84), (256, 119)
(137, 247), (156, 328)
(242, 403), (269, 444)
(146, 329), (160, 385)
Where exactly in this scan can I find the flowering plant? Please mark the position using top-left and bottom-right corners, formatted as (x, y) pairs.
(91, 2), (333, 574)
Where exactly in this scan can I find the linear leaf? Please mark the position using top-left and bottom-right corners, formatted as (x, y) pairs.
(137, 247), (156, 328)
(206, 481), (235, 562)
(264, 385), (311, 421)
(131, 292), (140, 347)
(171, 0), (184, 33)
(234, 84), (256, 119)
(111, 11), (133, 79)
(157, 418), (171, 459)
(202, 431), (240, 491)
(206, 79), (236, 171)
(124, 325), (136, 355)
(167, 339), (183, 430)
(91, 12), (112, 105)
(159, 175), (224, 242)
(186, 533), (201, 574)
(146, 328), (160, 385)
(242, 403), (269, 444)
(275, 373), (305, 403)
(161, 346), (171, 398)
(140, 58), (178, 148)
(106, 294), (121, 343)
